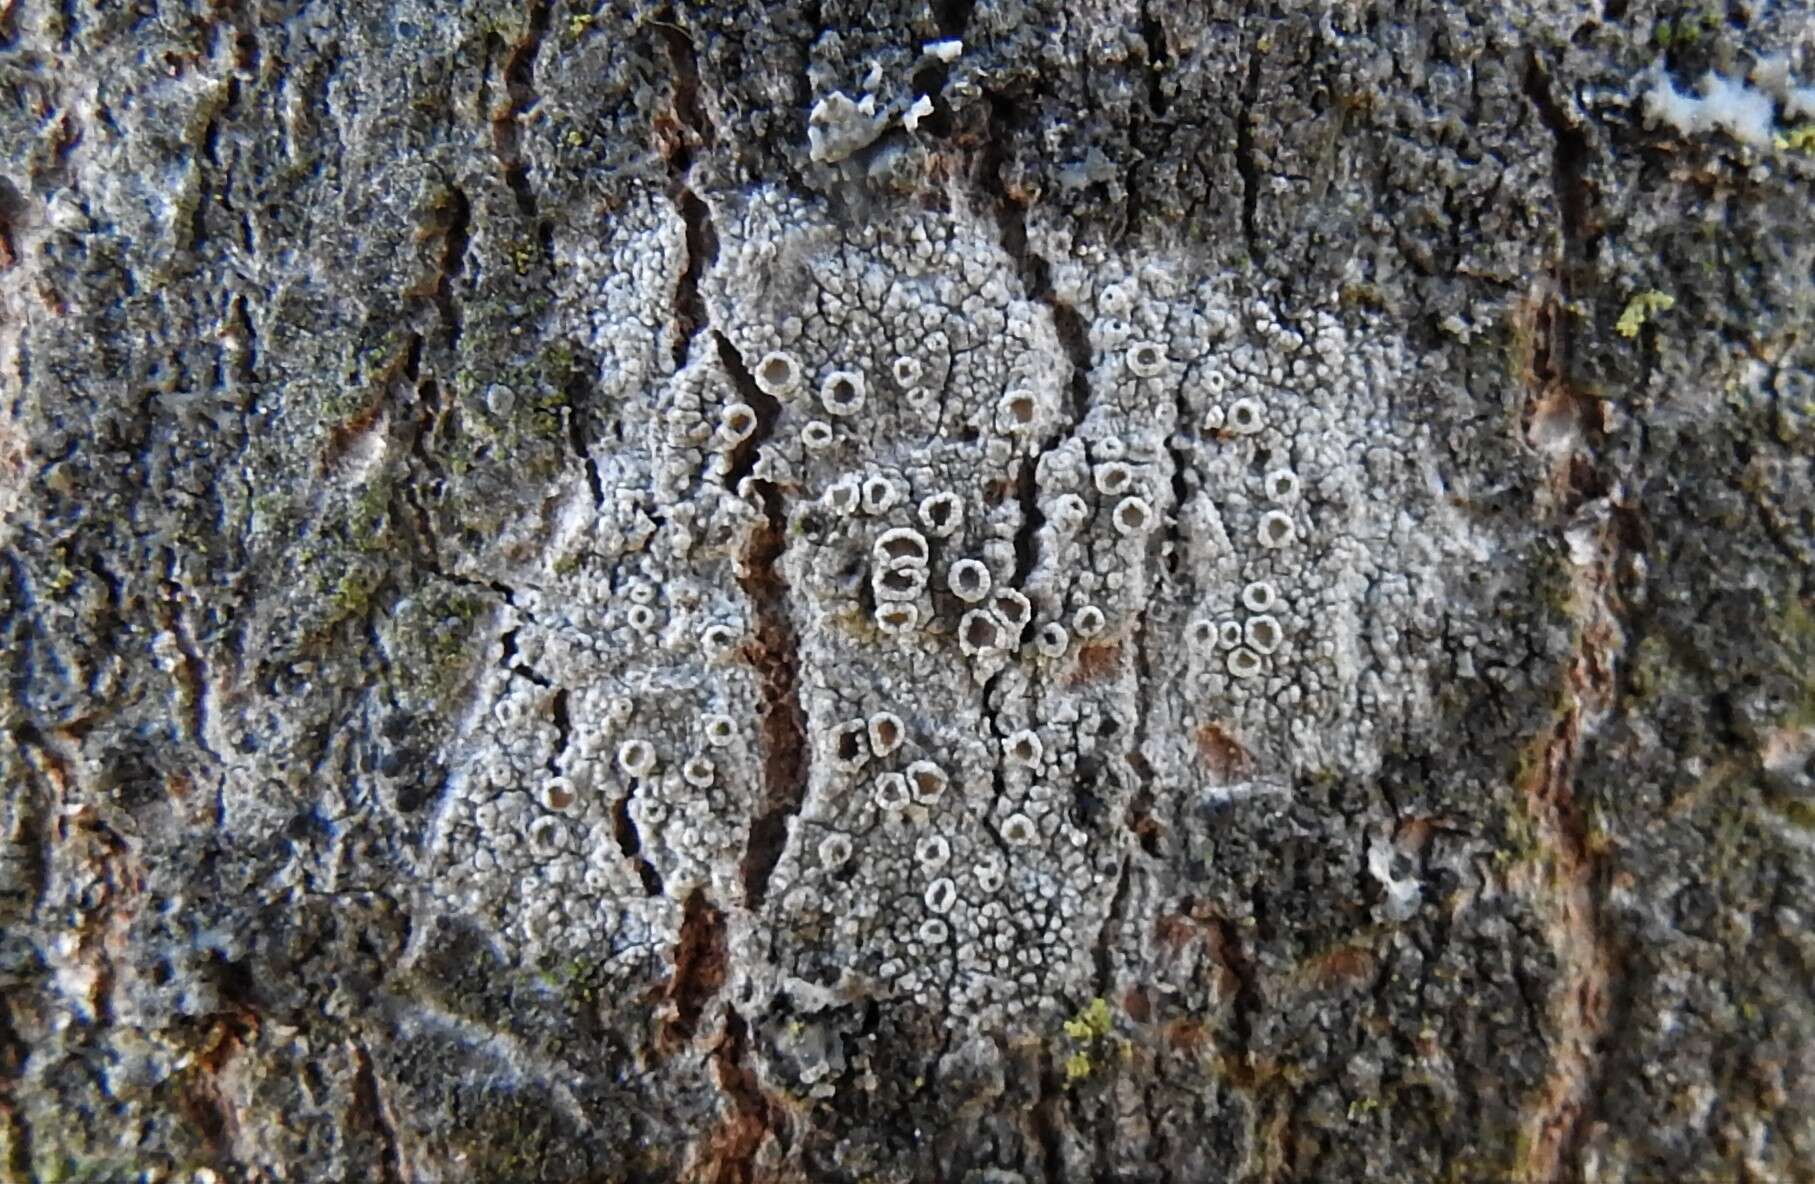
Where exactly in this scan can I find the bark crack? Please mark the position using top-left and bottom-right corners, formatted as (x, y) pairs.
(1521, 51), (1592, 273)
(1093, 855), (1132, 998)
(546, 688), (571, 775)
(560, 355), (605, 508)
(717, 332), (780, 491)
(932, 0), (974, 37)
(1510, 532), (1618, 1184)
(1010, 454), (1042, 587)
(659, 888), (728, 1052)
(984, 95), (1092, 429)
(0, 981), (29, 1178)
(1028, 1049), (1066, 1184)
(1235, 48), (1264, 264)
(156, 562), (219, 762)
(983, 94), (1094, 606)
(493, 0), (553, 265)
(715, 335), (809, 914)
(1509, 121), (1620, 1172)
(1138, 1), (1169, 118)
(350, 1039), (405, 1184)
(612, 779), (665, 897)
(420, 184), (471, 352)
(656, 13), (719, 369)
(671, 188), (718, 369)
(695, 1005), (782, 1184)
(733, 476), (808, 913)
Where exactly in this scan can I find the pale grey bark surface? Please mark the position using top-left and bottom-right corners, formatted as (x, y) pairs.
(1, 1), (1812, 1181)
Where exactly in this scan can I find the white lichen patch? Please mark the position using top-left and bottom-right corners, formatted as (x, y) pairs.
(419, 185), (1483, 1029)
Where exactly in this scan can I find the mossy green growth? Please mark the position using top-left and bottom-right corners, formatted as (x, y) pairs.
(317, 322), (413, 428)
(389, 579), (495, 705)
(36, 1151), (172, 1184)
(1062, 996), (1113, 1042)
(1776, 125), (1815, 153)
(1057, 997), (1117, 1085)
(1772, 597), (1815, 729)
(1652, 6), (1720, 49)
(329, 566), (383, 619)
(1766, 794), (1815, 832)
(537, 955), (595, 994)
(1616, 290), (1676, 339)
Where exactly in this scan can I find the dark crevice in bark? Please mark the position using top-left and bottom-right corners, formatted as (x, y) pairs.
(350, 1041), (404, 1184)
(546, 688), (570, 775)
(201, 105), (223, 170)
(657, 13), (719, 368)
(494, 0), (553, 263)
(900, 30), (963, 139)
(984, 96), (1092, 432)
(483, 577), (519, 607)
(735, 475), (807, 911)
(1125, 780), (1161, 858)
(430, 186), (471, 351)
(660, 889), (728, 1051)
(1508, 89), (1621, 1167)
(703, 1006), (782, 1184)
(715, 335), (806, 913)
(180, 1066), (239, 1164)
(656, 12), (718, 154)
(1512, 689), (1613, 1183)
(671, 188), (718, 368)
(1093, 856), (1132, 998)
(1028, 1052), (1066, 1184)
(0, 986), (31, 1183)
(1522, 49), (1597, 384)
(230, 292), (258, 382)
(717, 332), (780, 490)
(1206, 913), (1259, 1071)
(0, 177), (22, 270)
(1139, 1), (1169, 118)
(1050, 302), (1093, 427)
(1010, 455), (1042, 587)
(910, 61), (957, 138)
(189, 184), (214, 257)
(498, 627), (551, 688)
(155, 564), (218, 762)
(1162, 377), (1192, 581)
(230, 24), (260, 75)
(561, 361), (605, 508)
(398, 364), (455, 576)
(932, 0), (974, 37)
(1235, 48), (1264, 264)
(612, 784), (664, 896)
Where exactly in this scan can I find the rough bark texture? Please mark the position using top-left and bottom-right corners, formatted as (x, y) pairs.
(2, 1), (1812, 1181)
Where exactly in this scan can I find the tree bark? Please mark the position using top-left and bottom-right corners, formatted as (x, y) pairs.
(2, 1), (1811, 1181)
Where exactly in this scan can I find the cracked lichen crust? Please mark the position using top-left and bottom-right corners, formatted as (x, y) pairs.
(641, 186), (1480, 1027)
